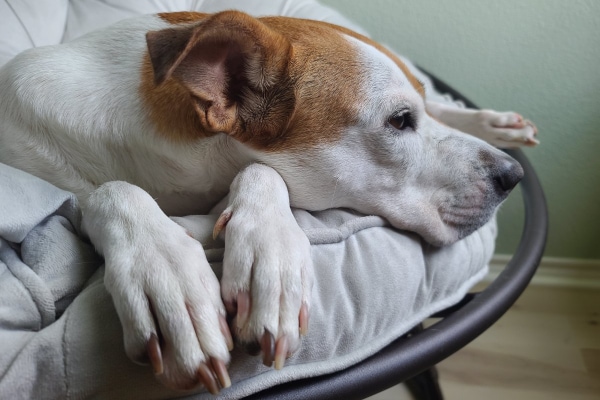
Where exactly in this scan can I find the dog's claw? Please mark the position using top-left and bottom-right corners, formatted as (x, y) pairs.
(210, 357), (231, 389)
(147, 333), (164, 376)
(525, 137), (540, 146)
(219, 315), (234, 352)
(275, 336), (289, 370)
(299, 303), (309, 336)
(525, 119), (538, 136)
(261, 330), (276, 367)
(213, 210), (232, 239)
(198, 363), (220, 395)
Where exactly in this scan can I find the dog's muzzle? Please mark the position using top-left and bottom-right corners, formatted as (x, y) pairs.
(445, 149), (524, 242)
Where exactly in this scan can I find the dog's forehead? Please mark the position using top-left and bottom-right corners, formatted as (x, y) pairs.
(342, 35), (425, 102)
(348, 36), (417, 94)
(312, 21), (425, 100)
(260, 17), (424, 97)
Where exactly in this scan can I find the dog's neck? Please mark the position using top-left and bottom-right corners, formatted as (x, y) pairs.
(148, 135), (255, 216)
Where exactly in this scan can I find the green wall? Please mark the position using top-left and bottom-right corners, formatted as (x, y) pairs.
(321, 0), (600, 259)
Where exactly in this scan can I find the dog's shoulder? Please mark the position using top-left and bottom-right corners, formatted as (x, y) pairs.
(0, 15), (173, 131)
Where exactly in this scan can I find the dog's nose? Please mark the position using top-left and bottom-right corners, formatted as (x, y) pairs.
(491, 155), (524, 194)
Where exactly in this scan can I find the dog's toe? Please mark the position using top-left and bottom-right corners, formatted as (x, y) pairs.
(490, 111), (523, 128)
(478, 110), (539, 148)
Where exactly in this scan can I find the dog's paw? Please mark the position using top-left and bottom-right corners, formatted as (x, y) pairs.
(214, 164), (314, 370)
(473, 110), (539, 148)
(84, 182), (233, 393)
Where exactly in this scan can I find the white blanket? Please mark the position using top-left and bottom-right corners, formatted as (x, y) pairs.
(0, 1), (495, 399)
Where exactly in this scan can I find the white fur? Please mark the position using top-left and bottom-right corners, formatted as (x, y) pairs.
(0, 13), (533, 390)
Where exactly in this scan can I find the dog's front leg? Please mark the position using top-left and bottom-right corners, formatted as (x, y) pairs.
(426, 101), (539, 148)
(82, 181), (232, 393)
(213, 164), (314, 370)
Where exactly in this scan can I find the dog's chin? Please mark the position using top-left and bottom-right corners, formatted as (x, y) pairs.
(408, 210), (495, 247)
(432, 210), (496, 246)
(419, 226), (461, 247)
(419, 224), (484, 247)
(384, 215), (459, 247)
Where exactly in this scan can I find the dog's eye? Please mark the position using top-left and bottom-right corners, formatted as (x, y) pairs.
(388, 111), (412, 131)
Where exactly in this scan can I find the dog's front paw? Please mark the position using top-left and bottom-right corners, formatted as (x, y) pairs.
(214, 164), (314, 370)
(474, 110), (539, 148)
(84, 182), (233, 393)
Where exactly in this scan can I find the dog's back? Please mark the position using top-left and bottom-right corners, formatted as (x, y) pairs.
(0, 14), (244, 210)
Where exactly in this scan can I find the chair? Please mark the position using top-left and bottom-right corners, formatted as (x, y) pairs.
(246, 69), (549, 400)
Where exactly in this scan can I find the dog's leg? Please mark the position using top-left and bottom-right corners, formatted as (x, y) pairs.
(214, 164), (314, 370)
(82, 181), (232, 393)
(426, 101), (539, 148)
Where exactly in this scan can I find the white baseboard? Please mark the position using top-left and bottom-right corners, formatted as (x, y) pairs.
(486, 254), (600, 289)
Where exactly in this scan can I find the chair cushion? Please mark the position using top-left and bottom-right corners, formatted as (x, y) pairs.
(0, 1), (494, 398)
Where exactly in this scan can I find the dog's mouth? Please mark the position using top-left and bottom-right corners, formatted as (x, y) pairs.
(434, 182), (499, 242)
(437, 176), (517, 242)
(441, 206), (485, 226)
(439, 204), (495, 240)
(433, 147), (523, 241)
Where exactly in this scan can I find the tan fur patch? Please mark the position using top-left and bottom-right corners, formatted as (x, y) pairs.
(140, 13), (422, 151)
(158, 11), (207, 25)
(256, 17), (363, 151)
(310, 20), (426, 98)
(140, 53), (214, 142)
(140, 13), (360, 149)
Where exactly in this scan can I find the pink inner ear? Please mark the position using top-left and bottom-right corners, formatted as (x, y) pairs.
(196, 53), (228, 105)
(171, 40), (247, 132)
(173, 42), (231, 105)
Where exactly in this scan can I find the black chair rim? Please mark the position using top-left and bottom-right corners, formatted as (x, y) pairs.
(247, 69), (549, 400)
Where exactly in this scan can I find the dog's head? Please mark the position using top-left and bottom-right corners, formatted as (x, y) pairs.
(145, 11), (523, 246)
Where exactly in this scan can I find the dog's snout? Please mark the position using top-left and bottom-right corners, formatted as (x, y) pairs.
(491, 155), (524, 194)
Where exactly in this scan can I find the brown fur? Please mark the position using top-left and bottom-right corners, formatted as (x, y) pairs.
(140, 56), (214, 142)
(141, 11), (422, 151)
(306, 20), (426, 98)
(158, 11), (208, 24)
(142, 12), (297, 148)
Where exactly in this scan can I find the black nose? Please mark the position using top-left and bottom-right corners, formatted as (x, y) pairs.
(492, 155), (524, 193)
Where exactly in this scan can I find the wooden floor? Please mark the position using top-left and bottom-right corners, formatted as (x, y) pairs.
(368, 284), (600, 400)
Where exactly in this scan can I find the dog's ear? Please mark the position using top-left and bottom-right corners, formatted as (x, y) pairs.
(146, 11), (295, 137)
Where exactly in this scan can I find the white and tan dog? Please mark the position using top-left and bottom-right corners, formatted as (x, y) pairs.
(0, 11), (537, 393)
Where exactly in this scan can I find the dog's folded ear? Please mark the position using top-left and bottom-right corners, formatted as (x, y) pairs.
(145, 11), (295, 138)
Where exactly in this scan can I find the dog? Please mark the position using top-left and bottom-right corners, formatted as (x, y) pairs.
(0, 10), (537, 393)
